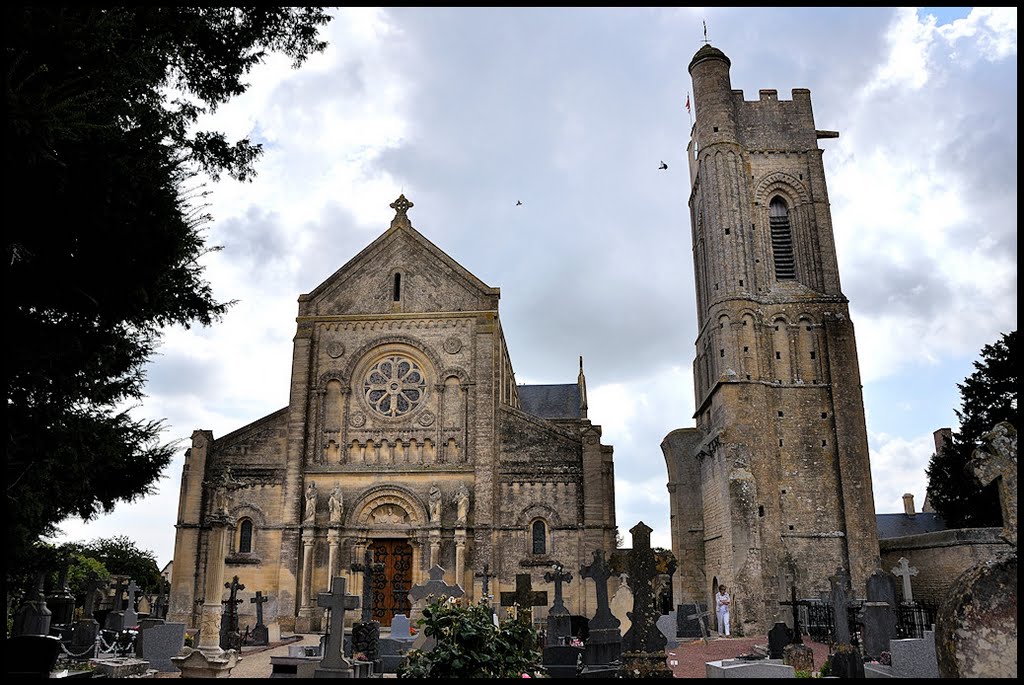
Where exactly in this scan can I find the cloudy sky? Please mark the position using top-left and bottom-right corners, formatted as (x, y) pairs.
(56, 7), (1016, 565)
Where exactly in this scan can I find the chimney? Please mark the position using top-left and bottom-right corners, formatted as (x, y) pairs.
(902, 493), (916, 517)
(933, 427), (952, 454)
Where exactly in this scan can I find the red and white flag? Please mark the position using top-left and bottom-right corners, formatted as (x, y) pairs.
(685, 94), (691, 113)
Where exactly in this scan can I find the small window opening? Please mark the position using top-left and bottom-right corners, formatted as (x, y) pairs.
(788, 524), (795, 530)
(779, 439), (784, 447)
(532, 520), (546, 555)
(769, 197), (796, 279)
(720, 349), (725, 357)
(758, 505), (765, 517)
(239, 519), (253, 554)
(781, 489), (787, 494)
(743, 346), (749, 352)
(810, 351), (816, 359)
(777, 411), (784, 417)
(713, 126), (719, 132)
(775, 351), (782, 360)
(739, 279), (744, 286)
(725, 228), (731, 235)
(822, 440), (828, 447)
(821, 412), (828, 419)
(393, 273), (402, 301)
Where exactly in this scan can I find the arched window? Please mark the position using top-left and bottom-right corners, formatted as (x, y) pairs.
(393, 272), (402, 301)
(238, 519), (254, 554)
(769, 197), (796, 280)
(531, 520), (547, 555)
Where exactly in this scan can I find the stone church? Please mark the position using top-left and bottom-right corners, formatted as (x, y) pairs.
(662, 44), (880, 635)
(168, 196), (618, 633)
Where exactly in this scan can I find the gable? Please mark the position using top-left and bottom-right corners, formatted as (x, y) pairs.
(301, 220), (500, 317)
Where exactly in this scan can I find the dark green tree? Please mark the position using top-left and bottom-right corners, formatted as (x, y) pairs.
(925, 330), (1018, 528)
(4, 8), (332, 566)
(83, 536), (162, 594)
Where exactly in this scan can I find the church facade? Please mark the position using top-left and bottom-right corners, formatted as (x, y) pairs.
(663, 44), (880, 635)
(168, 196), (617, 633)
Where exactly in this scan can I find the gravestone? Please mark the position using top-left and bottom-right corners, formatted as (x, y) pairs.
(705, 658), (795, 678)
(677, 602), (710, 639)
(135, 621), (186, 672)
(314, 576), (360, 678)
(778, 586), (814, 673)
(105, 579), (140, 632)
(861, 569), (898, 659)
(542, 562), (584, 677)
(12, 574), (52, 637)
(825, 569), (863, 679)
(220, 575), (245, 651)
(499, 573), (547, 622)
(655, 611), (679, 649)
(350, 548), (385, 668)
(409, 564), (464, 624)
(889, 629), (939, 679)
(619, 521), (671, 678)
(579, 549), (621, 670)
(890, 557), (918, 605)
(3, 634), (62, 677)
(767, 622), (792, 659)
(936, 552), (1016, 678)
(47, 567), (76, 627)
(250, 590), (270, 646)
(378, 614), (416, 674)
(609, 576), (633, 636)
(475, 563), (497, 605)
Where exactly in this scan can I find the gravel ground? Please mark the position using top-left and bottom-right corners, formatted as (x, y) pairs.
(668, 635), (831, 678)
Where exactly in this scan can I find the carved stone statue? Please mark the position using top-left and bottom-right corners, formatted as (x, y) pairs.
(429, 484), (442, 523)
(207, 466), (241, 517)
(304, 481), (318, 524)
(453, 483), (471, 526)
(329, 485), (344, 524)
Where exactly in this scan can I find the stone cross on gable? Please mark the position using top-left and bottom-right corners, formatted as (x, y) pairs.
(968, 421), (1017, 546)
(351, 548), (386, 623)
(499, 574), (548, 620)
(828, 568), (853, 646)
(544, 563), (573, 616)
(389, 194), (414, 226)
(475, 563), (497, 599)
(250, 591), (269, 627)
(891, 557), (919, 604)
(317, 577), (360, 672)
(580, 549), (619, 631)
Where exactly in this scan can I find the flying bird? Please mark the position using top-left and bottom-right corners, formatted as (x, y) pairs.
(516, 200), (523, 206)
(659, 161), (668, 170)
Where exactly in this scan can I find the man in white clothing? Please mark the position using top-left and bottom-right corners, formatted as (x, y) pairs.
(715, 585), (731, 637)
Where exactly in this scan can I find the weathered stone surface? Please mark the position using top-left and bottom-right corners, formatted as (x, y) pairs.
(135, 622), (186, 672)
(889, 630), (938, 679)
(936, 552), (1017, 679)
(782, 642), (814, 673)
(706, 658), (795, 678)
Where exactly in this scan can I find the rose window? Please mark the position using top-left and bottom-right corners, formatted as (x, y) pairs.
(364, 356), (426, 417)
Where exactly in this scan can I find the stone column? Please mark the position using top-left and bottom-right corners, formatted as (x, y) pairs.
(327, 529), (340, 582)
(295, 528), (316, 633)
(429, 530), (442, 569)
(454, 530), (467, 589)
(171, 515), (239, 677)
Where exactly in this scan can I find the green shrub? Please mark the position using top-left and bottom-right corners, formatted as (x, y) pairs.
(398, 597), (544, 678)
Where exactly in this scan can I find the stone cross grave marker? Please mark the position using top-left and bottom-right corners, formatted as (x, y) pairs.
(543, 562), (574, 645)
(580, 549), (619, 631)
(475, 563), (496, 602)
(499, 573), (548, 622)
(779, 585), (813, 644)
(249, 591), (270, 646)
(828, 568), (852, 646)
(891, 557), (918, 604)
(862, 569), (898, 659)
(409, 565), (465, 605)
(316, 576), (360, 676)
(622, 521), (666, 654)
(968, 421), (1017, 546)
(686, 605), (712, 645)
(351, 548), (386, 624)
(220, 575), (245, 650)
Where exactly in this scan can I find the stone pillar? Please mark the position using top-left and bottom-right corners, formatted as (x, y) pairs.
(429, 530), (441, 570)
(171, 515), (239, 677)
(295, 529), (316, 633)
(327, 530), (340, 582)
(454, 530), (467, 588)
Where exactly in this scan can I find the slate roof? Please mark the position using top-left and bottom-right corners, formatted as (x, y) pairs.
(875, 512), (948, 539)
(517, 384), (581, 420)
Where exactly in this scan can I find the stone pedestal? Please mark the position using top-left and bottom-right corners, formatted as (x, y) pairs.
(783, 643), (814, 673)
(171, 647), (239, 678)
(583, 628), (621, 667)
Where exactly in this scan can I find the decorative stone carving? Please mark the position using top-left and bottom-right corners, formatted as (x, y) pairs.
(329, 486), (344, 524)
(453, 482), (471, 526)
(428, 484), (442, 523)
(303, 482), (317, 524)
(349, 411), (366, 428)
(371, 504), (408, 525)
(443, 336), (462, 354)
(326, 342), (346, 359)
(417, 411), (435, 427)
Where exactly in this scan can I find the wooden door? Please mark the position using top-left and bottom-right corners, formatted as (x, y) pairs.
(369, 539), (413, 626)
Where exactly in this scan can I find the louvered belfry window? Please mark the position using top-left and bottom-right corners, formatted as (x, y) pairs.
(769, 197), (796, 280)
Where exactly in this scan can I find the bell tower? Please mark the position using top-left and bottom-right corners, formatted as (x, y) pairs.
(666, 43), (879, 633)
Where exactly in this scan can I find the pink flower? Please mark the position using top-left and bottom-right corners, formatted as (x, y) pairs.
(521, 674), (532, 678)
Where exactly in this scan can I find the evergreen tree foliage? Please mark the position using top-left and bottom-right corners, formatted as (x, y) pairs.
(4, 7), (332, 566)
(925, 331), (1018, 528)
